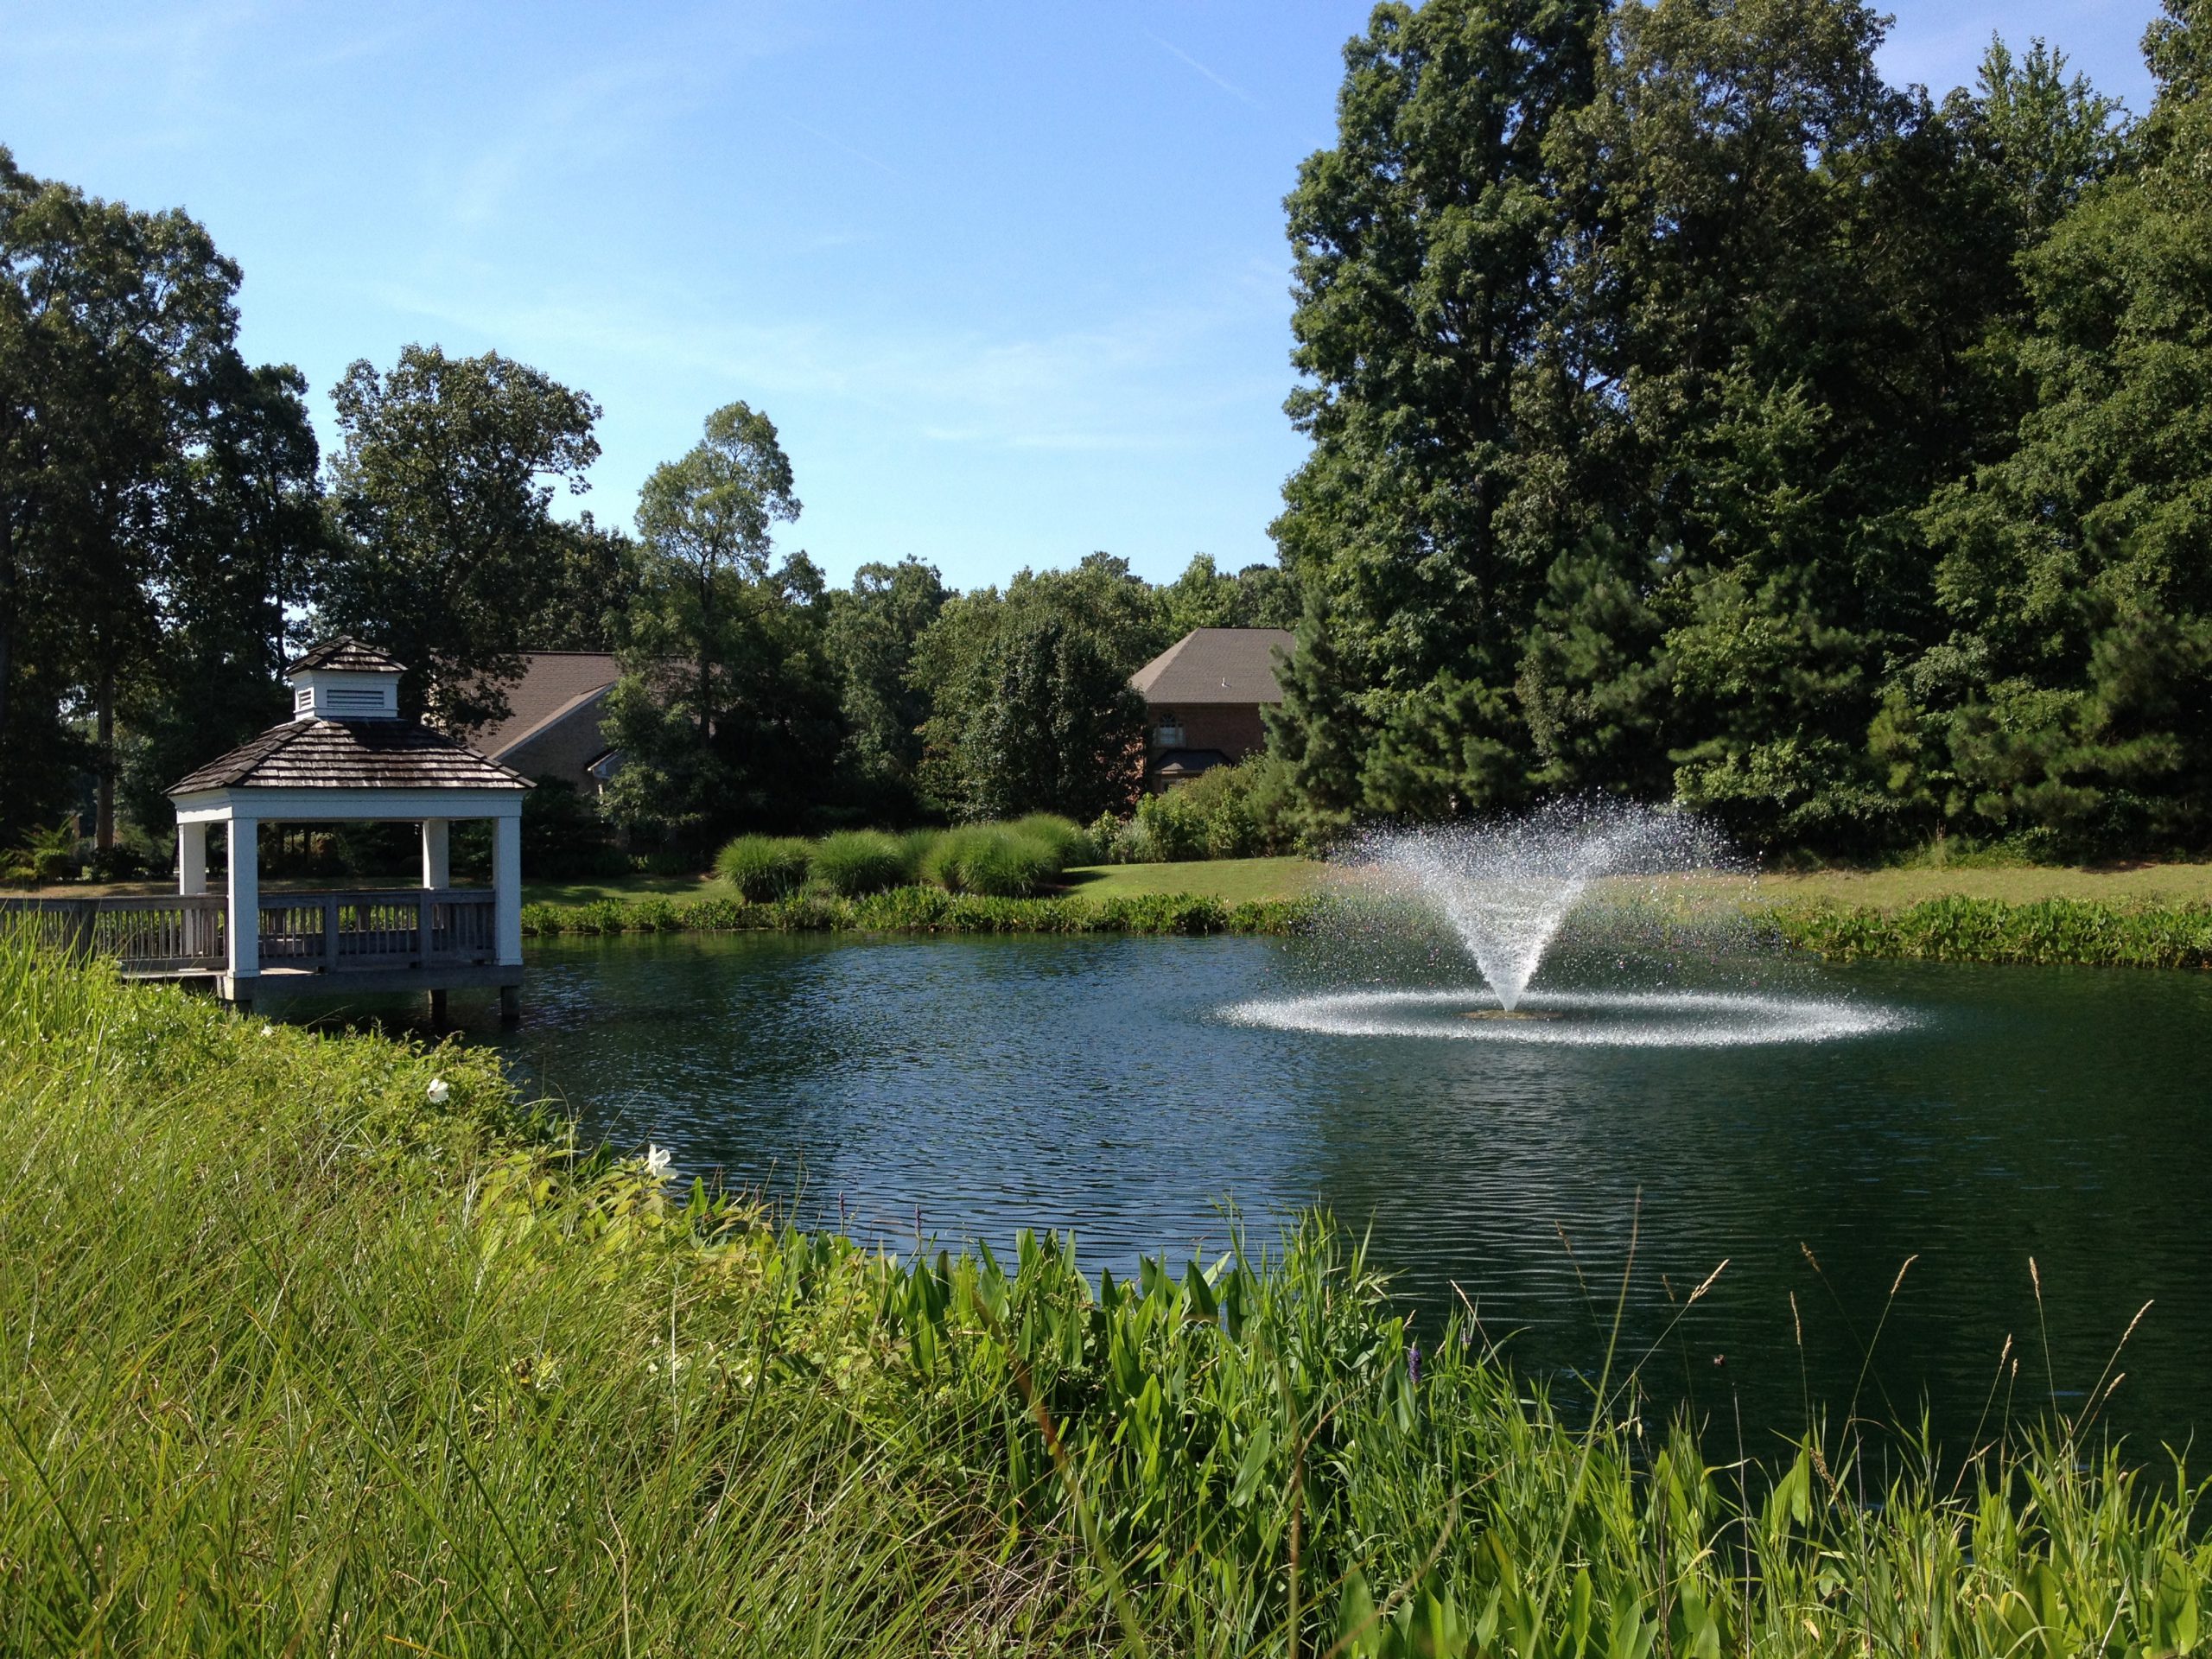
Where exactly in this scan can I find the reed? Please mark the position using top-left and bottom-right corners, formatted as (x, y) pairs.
(7, 939), (2205, 1655)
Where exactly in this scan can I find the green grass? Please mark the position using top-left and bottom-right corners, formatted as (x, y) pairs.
(1060, 855), (1325, 904)
(6, 937), (2209, 1654)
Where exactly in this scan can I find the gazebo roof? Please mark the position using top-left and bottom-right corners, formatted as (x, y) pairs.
(284, 636), (407, 676)
(168, 717), (528, 797)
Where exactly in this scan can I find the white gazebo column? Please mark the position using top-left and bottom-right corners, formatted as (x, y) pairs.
(177, 821), (208, 896)
(420, 819), (450, 889)
(493, 810), (523, 967)
(226, 815), (261, 985)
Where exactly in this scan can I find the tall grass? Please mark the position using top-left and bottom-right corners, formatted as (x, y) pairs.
(521, 887), (1304, 937)
(811, 829), (910, 896)
(6, 938), (2207, 1655)
(1774, 895), (2212, 968)
(923, 824), (1060, 896)
(715, 833), (812, 901)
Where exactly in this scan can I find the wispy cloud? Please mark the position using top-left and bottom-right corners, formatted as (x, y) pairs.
(1142, 30), (1262, 109)
(783, 115), (906, 181)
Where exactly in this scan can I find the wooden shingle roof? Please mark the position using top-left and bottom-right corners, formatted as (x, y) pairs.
(168, 718), (528, 796)
(284, 637), (406, 675)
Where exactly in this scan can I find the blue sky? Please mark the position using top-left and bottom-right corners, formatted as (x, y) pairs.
(1, 0), (2164, 593)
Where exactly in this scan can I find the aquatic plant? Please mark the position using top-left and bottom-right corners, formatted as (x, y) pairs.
(810, 830), (909, 897)
(714, 833), (812, 902)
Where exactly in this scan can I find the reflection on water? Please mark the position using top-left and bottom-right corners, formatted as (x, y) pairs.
(454, 932), (2209, 1452)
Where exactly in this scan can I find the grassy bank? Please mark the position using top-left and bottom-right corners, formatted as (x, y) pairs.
(6, 938), (2210, 1654)
(521, 884), (1318, 938)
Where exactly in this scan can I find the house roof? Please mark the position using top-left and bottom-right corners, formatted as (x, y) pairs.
(284, 637), (406, 676)
(1153, 748), (1230, 777)
(1129, 628), (1294, 706)
(168, 718), (528, 796)
(468, 652), (621, 759)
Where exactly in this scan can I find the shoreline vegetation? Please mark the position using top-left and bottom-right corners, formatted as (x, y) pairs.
(7, 937), (2209, 1654)
(514, 859), (2212, 971)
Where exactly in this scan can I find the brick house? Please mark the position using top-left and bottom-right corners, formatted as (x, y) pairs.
(1128, 627), (1294, 791)
(466, 652), (622, 794)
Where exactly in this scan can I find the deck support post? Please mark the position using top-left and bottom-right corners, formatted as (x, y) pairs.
(177, 822), (207, 896)
(429, 988), (448, 1027)
(493, 812), (522, 967)
(499, 983), (520, 1024)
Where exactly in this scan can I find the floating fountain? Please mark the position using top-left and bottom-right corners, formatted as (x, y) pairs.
(1226, 799), (1906, 1048)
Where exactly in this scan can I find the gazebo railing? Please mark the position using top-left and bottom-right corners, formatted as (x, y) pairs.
(257, 890), (497, 969)
(2, 889), (498, 974)
(0, 895), (228, 972)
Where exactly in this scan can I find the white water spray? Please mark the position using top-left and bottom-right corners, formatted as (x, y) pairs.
(1355, 800), (1734, 1010)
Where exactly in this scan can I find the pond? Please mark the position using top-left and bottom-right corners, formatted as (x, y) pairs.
(461, 931), (2211, 1456)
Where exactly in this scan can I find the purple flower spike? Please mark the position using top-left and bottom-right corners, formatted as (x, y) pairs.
(1407, 1340), (1421, 1387)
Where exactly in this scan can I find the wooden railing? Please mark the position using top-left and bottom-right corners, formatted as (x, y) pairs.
(0, 895), (227, 971)
(1, 888), (498, 974)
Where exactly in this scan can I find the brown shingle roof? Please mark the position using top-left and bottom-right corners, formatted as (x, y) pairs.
(285, 637), (407, 676)
(467, 652), (621, 758)
(168, 718), (528, 795)
(1129, 628), (1294, 706)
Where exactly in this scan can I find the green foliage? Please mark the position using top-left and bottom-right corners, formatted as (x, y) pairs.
(823, 556), (950, 811)
(809, 829), (908, 897)
(520, 777), (626, 879)
(1103, 755), (1306, 863)
(911, 551), (1163, 821)
(1007, 811), (1094, 867)
(713, 833), (811, 901)
(600, 403), (844, 849)
(1265, 0), (2173, 857)
(1774, 894), (2212, 967)
(923, 823), (1058, 897)
(316, 344), (601, 731)
(5, 938), (2209, 1654)
(519, 886), (1313, 938)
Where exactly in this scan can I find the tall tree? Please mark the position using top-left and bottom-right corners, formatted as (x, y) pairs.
(601, 402), (842, 843)
(823, 556), (949, 808)
(316, 345), (600, 731)
(0, 148), (249, 846)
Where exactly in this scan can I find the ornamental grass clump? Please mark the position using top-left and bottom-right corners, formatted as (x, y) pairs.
(925, 824), (1058, 896)
(1008, 812), (1094, 868)
(714, 832), (811, 901)
(810, 830), (909, 897)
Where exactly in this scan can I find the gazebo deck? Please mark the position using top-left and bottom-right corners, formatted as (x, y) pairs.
(3, 887), (517, 1004)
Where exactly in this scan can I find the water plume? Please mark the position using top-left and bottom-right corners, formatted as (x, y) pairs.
(1347, 799), (1739, 1010)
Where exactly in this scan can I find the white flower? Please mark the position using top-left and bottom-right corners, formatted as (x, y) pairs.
(643, 1144), (673, 1182)
(426, 1077), (451, 1104)
(259, 1024), (276, 1037)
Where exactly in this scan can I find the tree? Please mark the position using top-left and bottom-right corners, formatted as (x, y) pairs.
(1915, 0), (2212, 848)
(316, 345), (601, 732)
(600, 403), (842, 844)
(517, 512), (643, 652)
(909, 552), (1166, 819)
(823, 556), (949, 809)
(1, 148), (309, 850)
(965, 618), (1146, 822)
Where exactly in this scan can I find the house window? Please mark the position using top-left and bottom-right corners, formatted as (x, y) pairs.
(1154, 710), (1185, 747)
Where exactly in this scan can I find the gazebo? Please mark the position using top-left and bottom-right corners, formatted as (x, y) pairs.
(156, 638), (531, 1016)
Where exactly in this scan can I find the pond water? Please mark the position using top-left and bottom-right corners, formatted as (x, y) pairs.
(458, 931), (2211, 1456)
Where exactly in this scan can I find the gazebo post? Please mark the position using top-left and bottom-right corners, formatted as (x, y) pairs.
(226, 813), (260, 1006)
(493, 809), (522, 1023)
(177, 822), (207, 896)
(420, 819), (449, 889)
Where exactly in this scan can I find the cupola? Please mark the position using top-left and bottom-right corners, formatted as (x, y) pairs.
(284, 636), (404, 721)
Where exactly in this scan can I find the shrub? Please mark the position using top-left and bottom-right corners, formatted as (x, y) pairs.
(715, 834), (811, 901)
(1008, 812), (1093, 868)
(810, 830), (908, 897)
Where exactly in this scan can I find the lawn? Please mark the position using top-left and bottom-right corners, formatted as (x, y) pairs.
(1057, 855), (1325, 903)
(1756, 859), (2212, 908)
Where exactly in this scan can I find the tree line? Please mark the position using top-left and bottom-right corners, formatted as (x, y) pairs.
(1269, 0), (2212, 857)
(0, 154), (1291, 867)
